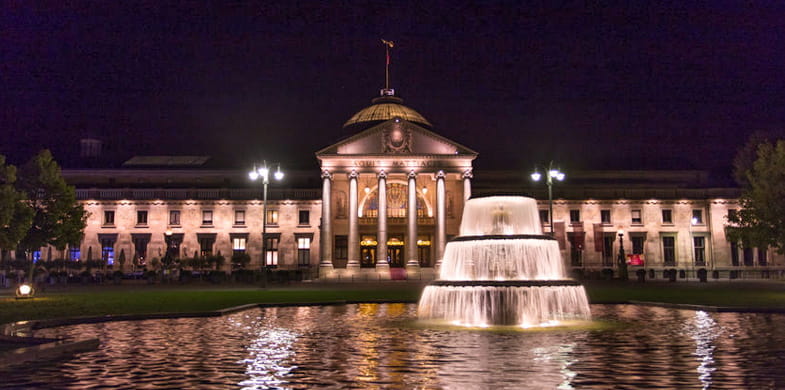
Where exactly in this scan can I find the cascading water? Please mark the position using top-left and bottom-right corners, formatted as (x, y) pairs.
(418, 196), (591, 327)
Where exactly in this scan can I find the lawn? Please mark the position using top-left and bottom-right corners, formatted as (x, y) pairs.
(2, 281), (785, 326)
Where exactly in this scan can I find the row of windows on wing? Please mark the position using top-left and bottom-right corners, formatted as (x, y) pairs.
(58, 234), (314, 268)
(101, 209), (311, 227)
(538, 208), (712, 225)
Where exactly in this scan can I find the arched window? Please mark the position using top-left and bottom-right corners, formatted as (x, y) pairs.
(362, 183), (428, 218)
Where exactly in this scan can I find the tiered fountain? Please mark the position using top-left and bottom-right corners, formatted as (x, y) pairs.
(418, 196), (591, 328)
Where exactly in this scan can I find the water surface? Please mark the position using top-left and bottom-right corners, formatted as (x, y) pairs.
(3, 304), (785, 389)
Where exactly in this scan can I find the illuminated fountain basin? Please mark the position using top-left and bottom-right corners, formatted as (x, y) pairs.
(418, 196), (591, 327)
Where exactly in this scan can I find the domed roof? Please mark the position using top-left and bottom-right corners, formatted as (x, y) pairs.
(343, 95), (432, 131)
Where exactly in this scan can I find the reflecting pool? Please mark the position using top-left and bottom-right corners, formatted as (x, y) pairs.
(3, 304), (785, 389)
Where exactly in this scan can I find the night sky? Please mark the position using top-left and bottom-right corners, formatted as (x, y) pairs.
(3, 1), (785, 175)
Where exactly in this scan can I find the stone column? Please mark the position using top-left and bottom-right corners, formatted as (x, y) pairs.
(347, 170), (360, 270)
(435, 170), (447, 263)
(376, 170), (389, 273)
(406, 170), (420, 271)
(462, 168), (473, 201)
(319, 170), (334, 271)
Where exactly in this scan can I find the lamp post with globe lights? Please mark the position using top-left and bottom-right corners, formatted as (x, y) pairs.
(249, 162), (284, 286)
(530, 162), (565, 235)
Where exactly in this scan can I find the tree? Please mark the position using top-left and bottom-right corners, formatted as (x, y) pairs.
(16, 150), (87, 253)
(0, 155), (34, 254)
(727, 138), (785, 253)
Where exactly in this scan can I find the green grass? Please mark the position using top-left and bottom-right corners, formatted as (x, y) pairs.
(584, 281), (785, 307)
(2, 281), (785, 326)
(0, 284), (423, 325)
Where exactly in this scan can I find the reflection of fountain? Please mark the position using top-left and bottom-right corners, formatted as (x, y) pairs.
(418, 196), (591, 327)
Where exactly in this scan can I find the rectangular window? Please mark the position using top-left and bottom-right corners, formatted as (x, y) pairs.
(137, 210), (148, 226)
(632, 236), (645, 255)
(104, 210), (115, 225)
(602, 236), (614, 266)
(600, 209), (611, 224)
(743, 247), (754, 266)
(692, 209), (703, 225)
(202, 210), (213, 226)
(662, 209), (673, 224)
(266, 210), (279, 225)
(232, 237), (247, 252)
(758, 248), (768, 266)
(569, 209), (580, 223)
(234, 210), (245, 225)
(693, 236), (706, 266)
(132, 237), (149, 265)
(101, 238), (115, 265)
(662, 236), (676, 266)
(68, 247), (80, 261)
(539, 209), (549, 223)
(169, 210), (181, 226)
(730, 242), (740, 266)
(727, 209), (738, 221)
(265, 237), (279, 266)
(334, 235), (348, 260)
(298, 210), (310, 225)
(32, 250), (41, 263)
(297, 237), (311, 266)
(199, 236), (215, 257)
(631, 209), (642, 224)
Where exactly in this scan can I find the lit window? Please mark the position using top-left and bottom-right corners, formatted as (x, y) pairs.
(101, 238), (115, 265)
(297, 237), (311, 266)
(202, 210), (213, 225)
(692, 209), (703, 224)
(265, 237), (279, 266)
(266, 210), (279, 225)
(68, 247), (80, 261)
(104, 210), (115, 225)
(169, 210), (181, 225)
(232, 237), (246, 252)
(631, 209), (642, 224)
(235, 210), (246, 225)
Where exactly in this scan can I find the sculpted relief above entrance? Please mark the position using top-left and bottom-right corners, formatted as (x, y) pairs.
(382, 121), (412, 154)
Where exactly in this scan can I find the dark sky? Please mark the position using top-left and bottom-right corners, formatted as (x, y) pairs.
(3, 1), (785, 175)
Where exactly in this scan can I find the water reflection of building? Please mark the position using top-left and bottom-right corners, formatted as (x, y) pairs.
(53, 89), (783, 280)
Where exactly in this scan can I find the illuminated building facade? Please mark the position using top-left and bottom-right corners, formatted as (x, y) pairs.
(51, 91), (783, 281)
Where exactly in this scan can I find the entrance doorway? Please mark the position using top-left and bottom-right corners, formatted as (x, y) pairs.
(387, 246), (403, 267)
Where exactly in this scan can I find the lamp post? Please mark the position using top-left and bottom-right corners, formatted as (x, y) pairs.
(249, 162), (284, 286)
(530, 162), (565, 235)
(617, 229), (628, 281)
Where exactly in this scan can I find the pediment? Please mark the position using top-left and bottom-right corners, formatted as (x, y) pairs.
(316, 119), (477, 157)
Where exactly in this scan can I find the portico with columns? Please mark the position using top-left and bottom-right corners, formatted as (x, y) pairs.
(316, 92), (477, 279)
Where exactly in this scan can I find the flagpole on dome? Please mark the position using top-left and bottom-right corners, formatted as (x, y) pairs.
(381, 39), (395, 96)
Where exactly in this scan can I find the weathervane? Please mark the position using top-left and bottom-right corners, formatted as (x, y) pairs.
(381, 39), (395, 95)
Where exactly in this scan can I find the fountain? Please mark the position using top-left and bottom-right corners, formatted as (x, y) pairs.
(418, 196), (591, 327)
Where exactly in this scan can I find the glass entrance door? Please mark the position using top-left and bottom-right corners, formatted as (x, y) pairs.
(360, 247), (376, 268)
(387, 247), (404, 268)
